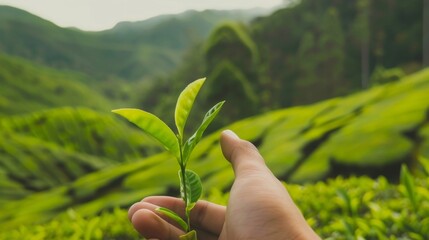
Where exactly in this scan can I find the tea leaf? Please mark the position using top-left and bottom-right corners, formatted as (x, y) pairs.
(179, 230), (198, 240)
(179, 169), (202, 211)
(336, 188), (353, 216)
(417, 155), (429, 176)
(183, 101), (225, 164)
(187, 169), (202, 205)
(400, 164), (418, 210)
(112, 108), (179, 159)
(175, 78), (206, 141)
(156, 207), (188, 231)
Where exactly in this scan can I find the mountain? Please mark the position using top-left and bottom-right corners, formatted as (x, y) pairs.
(142, 0), (424, 129)
(0, 5), (272, 81)
(108, 8), (273, 36)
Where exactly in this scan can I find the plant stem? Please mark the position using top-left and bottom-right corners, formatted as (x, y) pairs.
(179, 141), (191, 232)
(180, 166), (191, 232)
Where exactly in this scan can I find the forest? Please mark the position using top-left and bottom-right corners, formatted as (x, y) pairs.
(0, 0), (428, 239)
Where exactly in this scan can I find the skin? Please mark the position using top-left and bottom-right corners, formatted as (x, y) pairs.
(128, 130), (321, 240)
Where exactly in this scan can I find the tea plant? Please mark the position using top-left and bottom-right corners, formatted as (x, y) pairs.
(112, 78), (224, 239)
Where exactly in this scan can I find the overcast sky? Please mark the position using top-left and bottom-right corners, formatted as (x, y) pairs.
(0, 0), (284, 31)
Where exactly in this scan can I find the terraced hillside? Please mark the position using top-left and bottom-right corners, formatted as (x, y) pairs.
(0, 53), (108, 115)
(0, 68), (428, 232)
(0, 107), (162, 205)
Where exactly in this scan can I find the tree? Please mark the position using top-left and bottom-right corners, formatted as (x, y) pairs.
(205, 22), (259, 79)
(204, 22), (262, 126)
(318, 7), (346, 98)
(295, 32), (320, 104)
(352, 0), (370, 89)
(294, 7), (346, 105)
(424, 0), (429, 67)
(204, 60), (258, 128)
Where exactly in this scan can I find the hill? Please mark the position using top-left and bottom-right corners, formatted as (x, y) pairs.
(0, 68), (428, 231)
(140, 0), (425, 129)
(0, 5), (269, 81)
(0, 107), (162, 204)
(0, 53), (109, 115)
(250, 0), (423, 105)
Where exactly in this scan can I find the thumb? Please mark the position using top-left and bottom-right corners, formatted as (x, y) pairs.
(220, 130), (270, 178)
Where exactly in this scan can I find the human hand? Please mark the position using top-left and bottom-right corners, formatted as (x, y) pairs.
(128, 130), (320, 240)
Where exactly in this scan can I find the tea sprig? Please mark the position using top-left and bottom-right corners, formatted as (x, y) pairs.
(112, 78), (224, 239)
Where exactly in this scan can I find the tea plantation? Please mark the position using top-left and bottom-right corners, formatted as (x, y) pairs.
(0, 69), (429, 239)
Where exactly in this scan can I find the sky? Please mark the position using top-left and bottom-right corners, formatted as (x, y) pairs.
(0, 0), (284, 31)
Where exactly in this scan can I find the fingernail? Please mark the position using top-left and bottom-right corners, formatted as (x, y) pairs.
(223, 129), (239, 139)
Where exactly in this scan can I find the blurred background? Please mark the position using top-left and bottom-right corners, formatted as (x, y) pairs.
(0, 0), (428, 239)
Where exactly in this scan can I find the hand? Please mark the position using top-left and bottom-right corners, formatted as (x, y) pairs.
(128, 130), (320, 240)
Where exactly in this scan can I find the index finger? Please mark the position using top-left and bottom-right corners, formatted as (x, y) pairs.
(142, 196), (225, 235)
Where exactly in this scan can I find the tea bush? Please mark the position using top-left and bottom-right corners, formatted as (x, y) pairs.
(1, 163), (428, 239)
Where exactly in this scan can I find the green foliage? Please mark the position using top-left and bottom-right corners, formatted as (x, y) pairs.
(0, 208), (139, 240)
(293, 175), (429, 239)
(296, 31), (319, 103)
(250, 0), (423, 106)
(205, 21), (259, 67)
(0, 6), (261, 81)
(156, 207), (188, 231)
(0, 4), (429, 236)
(289, 69), (429, 182)
(0, 69), (428, 233)
(0, 106), (165, 210)
(1, 107), (161, 162)
(1, 0), (423, 119)
(0, 3), (426, 239)
(332, 132), (412, 166)
(295, 6), (346, 104)
(400, 165), (418, 210)
(137, 0), (421, 117)
(112, 108), (180, 159)
(2, 173), (428, 239)
(179, 169), (202, 231)
(183, 101), (225, 164)
(203, 21), (264, 126)
(318, 7), (346, 92)
(180, 230), (198, 240)
(420, 124), (429, 159)
(0, 53), (108, 116)
(204, 60), (258, 127)
(175, 78), (206, 139)
(370, 66), (406, 85)
(0, 131), (109, 200)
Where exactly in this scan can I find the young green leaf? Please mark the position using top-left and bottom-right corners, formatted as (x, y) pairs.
(400, 164), (418, 210)
(417, 155), (429, 176)
(179, 230), (198, 240)
(175, 78), (206, 140)
(336, 188), (353, 216)
(112, 108), (180, 159)
(156, 207), (188, 232)
(183, 101), (225, 164)
(178, 169), (203, 211)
